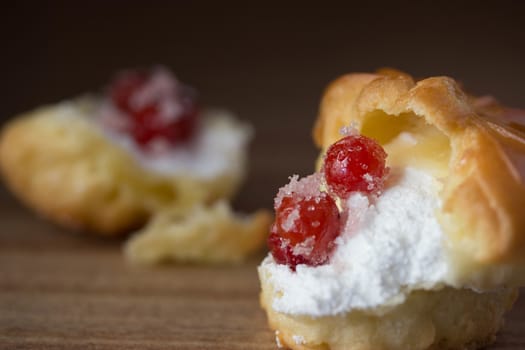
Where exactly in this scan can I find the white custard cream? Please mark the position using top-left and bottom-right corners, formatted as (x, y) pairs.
(259, 167), (451, 317)
(92, 100), (251, 179)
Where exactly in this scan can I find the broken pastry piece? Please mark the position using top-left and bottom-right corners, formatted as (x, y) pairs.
(0, 67), (270, 264)
(125, 200), (272, 264)
(258, 70), (525, 350)
(0, 67), (252, 235)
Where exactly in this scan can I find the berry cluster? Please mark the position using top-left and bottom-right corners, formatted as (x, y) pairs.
(268, 134), (388, 270)
(108, 68), (198, 149)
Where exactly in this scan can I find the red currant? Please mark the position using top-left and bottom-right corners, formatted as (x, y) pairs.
(109, 70), (148, 113)
(131, 103), (198, 147)
(324, 135), (388, 198)
(268, 192), (340, 270)
(108, 68), (198, 149)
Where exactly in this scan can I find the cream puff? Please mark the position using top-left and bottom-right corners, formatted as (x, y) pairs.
(258, 69), (524, 349)
(0, 67), (262, 239)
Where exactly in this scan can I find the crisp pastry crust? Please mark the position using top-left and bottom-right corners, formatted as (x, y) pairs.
(260, 270), (517, 350)
(258, 70), (524, 350)
(313, 69), (525, 287)
(125, 200), (272, 264)
(0, 100), (248, 235)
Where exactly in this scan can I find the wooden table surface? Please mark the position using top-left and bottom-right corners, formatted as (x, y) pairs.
(0, 188), (276, 349)
(0, 188), (524, 350)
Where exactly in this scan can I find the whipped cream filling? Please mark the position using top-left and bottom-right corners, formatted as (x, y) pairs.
(52, 100), (251, 179)
(259, 167), (450, 317)
(76, 97), (251, 179)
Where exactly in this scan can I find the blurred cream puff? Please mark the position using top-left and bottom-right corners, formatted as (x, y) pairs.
(0, 67), (271, 263)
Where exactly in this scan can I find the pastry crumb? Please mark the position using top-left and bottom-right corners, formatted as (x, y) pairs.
(124, 200), (272, 264)
(275, 330), (283, 348)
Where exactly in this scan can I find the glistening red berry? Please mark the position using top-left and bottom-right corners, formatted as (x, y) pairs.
(268, 192), (340, 270)
(109, 70), (148, 113)
(324, 134), (388, 198)
(130, 102), (198, 147)
(108, 68), (198, 149)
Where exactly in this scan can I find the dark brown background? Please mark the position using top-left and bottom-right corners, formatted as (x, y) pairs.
(1, 2), (525, 349)
(2, 1), (525, 209)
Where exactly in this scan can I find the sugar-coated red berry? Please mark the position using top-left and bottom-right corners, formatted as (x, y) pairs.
(268, 192), (340, 270)
(324, 134), (388, 198)
(108, 68), (198, 149)
(109, 71), (148, 113)
(131, 103), (198, 146)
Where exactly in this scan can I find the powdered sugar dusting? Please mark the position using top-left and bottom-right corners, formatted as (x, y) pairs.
(259, 167), (449, 316)
(282, 207), (300, 231)
(339, 124), (359, 136)
(275, 331), (283, 348)
(363, 173), (375, 191)
(274, 173), (322, 209)
(129, 67), (188, 123)
(292, 236), (315, 256)
(292, 335), (306, 345)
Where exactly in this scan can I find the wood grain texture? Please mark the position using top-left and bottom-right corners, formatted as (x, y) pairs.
(1, 190), (525, 350)
(0, 190), (274, 349)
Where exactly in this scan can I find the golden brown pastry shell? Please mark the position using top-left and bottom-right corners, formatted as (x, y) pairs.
(0, 101), (247, 235)
(313, 70), (525, 285)
(125, 200), (273, 265)
(259, 268), (517, 350)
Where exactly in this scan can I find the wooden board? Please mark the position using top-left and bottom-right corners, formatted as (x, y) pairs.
(1, 190), (525, 349)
